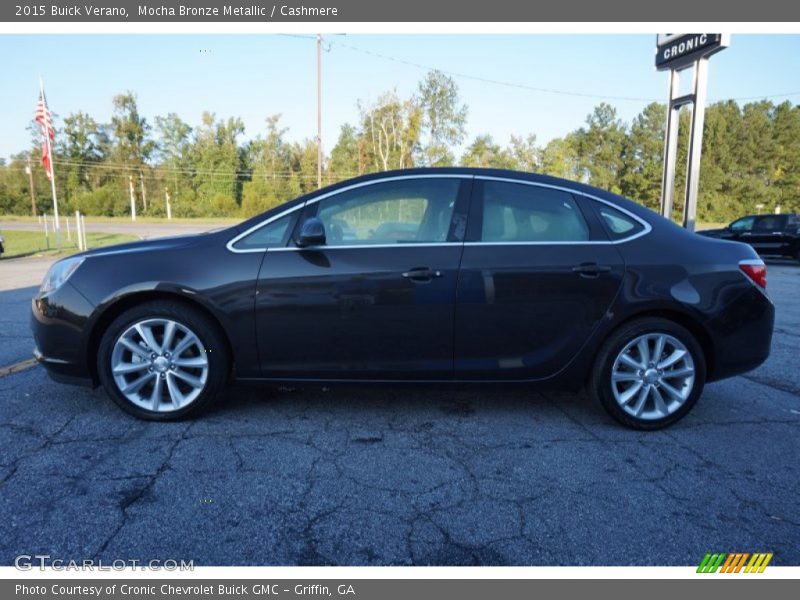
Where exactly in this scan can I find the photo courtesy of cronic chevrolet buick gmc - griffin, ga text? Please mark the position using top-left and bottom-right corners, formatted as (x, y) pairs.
(30, 169), (774, 429)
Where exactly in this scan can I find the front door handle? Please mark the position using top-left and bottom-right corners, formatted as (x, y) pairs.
(572, 263), (612, 277)
(402, 267), (442, 282)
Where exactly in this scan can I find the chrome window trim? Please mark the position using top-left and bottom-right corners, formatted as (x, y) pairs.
(268, 242), (462, 252)
(226, 173), (653, 253)
(225, 174), (472, 254)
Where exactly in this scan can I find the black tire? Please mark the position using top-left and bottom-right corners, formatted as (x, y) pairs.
(97, 300), (229, 421)
(590, 317), (706, 430)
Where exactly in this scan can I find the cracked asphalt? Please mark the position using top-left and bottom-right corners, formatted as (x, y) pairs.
(0, 260), (798, 566)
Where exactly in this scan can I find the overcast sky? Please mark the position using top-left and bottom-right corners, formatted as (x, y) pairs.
(1, 34), (798, 159)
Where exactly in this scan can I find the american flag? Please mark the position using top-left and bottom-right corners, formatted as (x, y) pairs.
(35, 88), (55, 181)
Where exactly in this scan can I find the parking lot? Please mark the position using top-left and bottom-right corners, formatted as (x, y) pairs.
(0, 257), (798, 566)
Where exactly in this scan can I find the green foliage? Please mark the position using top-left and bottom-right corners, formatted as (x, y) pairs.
(417, 70), (468, 166)
(210, 193), (239, 217)
(1, 75), (798, 224)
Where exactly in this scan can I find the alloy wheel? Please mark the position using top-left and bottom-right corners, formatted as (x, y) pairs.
(610, 332), (696, 421)
(110, 318), (209, 412)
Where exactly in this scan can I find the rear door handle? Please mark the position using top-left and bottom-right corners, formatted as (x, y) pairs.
(572, 263), (612, 277)
(402, 267), (442, 282)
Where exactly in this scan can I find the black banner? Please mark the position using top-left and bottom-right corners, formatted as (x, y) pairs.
(2, 0), (800, 22)
(4, 579), (797, 600)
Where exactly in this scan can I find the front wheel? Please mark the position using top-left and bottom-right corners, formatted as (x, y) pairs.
(97, 300), (229, 421)
(590, 317), (706, 430)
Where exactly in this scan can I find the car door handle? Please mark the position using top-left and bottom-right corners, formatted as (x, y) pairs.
(402, 267), (442, 282)
(572, 263), (612, 277)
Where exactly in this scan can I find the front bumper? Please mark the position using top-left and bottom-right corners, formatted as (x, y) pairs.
(30, 282), (97, 387)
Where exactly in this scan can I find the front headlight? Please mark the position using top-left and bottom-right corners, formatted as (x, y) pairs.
(39, 256), (85, 294)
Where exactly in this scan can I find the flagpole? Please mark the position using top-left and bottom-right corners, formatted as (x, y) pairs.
(40, 76), (60, 251)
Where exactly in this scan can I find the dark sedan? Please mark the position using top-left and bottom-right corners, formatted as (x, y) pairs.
(697, 213), (800, 261)
(31, 169), (774, 429)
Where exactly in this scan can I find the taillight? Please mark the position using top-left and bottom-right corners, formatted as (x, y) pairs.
(739, 259), (767, 290)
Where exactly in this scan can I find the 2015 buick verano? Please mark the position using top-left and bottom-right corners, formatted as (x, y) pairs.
(30, 168), (774, 429)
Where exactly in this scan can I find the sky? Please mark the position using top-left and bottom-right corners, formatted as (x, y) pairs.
(0, 34), (799, 159)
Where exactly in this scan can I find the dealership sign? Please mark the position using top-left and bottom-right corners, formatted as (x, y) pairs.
(656, 34), (730, 71)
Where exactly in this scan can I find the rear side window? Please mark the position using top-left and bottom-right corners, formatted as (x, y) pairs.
(596, 204), (645, 241)
(754, 215), (787, 232)
(480, 181), (590, 242)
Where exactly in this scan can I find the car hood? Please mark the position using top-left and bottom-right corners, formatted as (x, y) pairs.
(81, 233), (206, 258)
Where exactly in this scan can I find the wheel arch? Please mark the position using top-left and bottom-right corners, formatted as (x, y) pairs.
(85, 290), (235, 385)
(597, 308), (716, 382)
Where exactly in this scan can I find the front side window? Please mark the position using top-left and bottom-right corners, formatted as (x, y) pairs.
(232, 212), (296, 250)
(315, 178), (459, 246)
(730, 216), (755, 232)
(480, 181), (590, 242)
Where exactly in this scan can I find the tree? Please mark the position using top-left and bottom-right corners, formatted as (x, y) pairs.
(111, 92), (155, 211)
(460, 134), (514, 168)
(241, 115), (294, 217)
(619, 102), (665, 210)
(506, 134), (540, 172)
(360, 92), (422, 171)
(539, 136), (579, 180)
(155, 112), (192, 204)
(329, 123), (363, 179)
(416, 70), (467, 166)
(191, 112), (245, 215)
(573, 103), (626, 192)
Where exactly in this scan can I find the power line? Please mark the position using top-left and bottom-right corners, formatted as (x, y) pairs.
(279, 33), (800, 104)
(1, 157), (361, 181)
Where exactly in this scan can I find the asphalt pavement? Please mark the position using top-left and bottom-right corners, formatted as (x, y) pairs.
(0, 256), (797, 566)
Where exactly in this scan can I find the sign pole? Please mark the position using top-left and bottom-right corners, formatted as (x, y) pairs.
(655, 34), (728, 231)
(660, 68), (681, 220)
(682, 58), (709, 232)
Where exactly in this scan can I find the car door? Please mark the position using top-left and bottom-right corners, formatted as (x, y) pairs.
(748, 214), (788, 256)
(454, 178), (625, 381)
(725, 215), (756, 243)
(251, 175), (472, 380)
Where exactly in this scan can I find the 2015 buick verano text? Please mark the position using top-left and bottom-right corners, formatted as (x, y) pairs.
(30, 168), (774, 429)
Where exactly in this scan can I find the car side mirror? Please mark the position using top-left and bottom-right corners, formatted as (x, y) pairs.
(296, 217), (326, 247)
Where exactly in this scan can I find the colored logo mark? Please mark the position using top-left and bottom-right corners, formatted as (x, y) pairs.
(697, 552), (773, 573)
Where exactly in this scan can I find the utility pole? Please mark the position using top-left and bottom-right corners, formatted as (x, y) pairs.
(139, 171), (148, 212)
(25, 156), (38, 216)
(128, 174), (137, 221)
(317, 33), (322, 190)
(165, 187), (172, 220)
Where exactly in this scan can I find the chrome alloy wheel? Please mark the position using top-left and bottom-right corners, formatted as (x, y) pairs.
(110, 318), (209, 412)
(610, 333), (696, 421)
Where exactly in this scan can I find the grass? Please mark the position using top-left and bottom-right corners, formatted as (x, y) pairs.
(0, 229), (138, 260)
(695, 222), (727, 230)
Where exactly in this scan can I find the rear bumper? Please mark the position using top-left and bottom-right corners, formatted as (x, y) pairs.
(704, 285), (774, 382)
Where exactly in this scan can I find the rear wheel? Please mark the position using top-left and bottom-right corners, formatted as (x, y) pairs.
(97, 300), (229, 421)
(590, 317), (706, 430)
